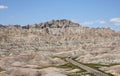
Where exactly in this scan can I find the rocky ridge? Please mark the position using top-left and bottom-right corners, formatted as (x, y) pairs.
(0, 19), (120, 76)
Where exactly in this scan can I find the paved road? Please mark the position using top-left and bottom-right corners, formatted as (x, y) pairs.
(66, 58), (109, 76)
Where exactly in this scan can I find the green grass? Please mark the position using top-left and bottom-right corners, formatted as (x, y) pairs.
(107, 63), (120, 67)
(67, 72), (97, 76)
(67, 73), (81, 76)
(58, 63), (84, 71)
(57, 57), (118, 76)
(57, 63), (90, 76)
(0, 67), (4, 72)
(82, 63), (114, 76)
(69, 59), (115, 76)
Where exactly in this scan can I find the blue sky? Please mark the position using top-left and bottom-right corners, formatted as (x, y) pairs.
(0, 0), (120, 31)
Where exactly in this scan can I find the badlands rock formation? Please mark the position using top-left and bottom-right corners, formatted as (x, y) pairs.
(0, 19), (120, 76)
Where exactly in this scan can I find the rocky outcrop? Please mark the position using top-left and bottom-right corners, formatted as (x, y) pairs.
(31, 19), (80, 28)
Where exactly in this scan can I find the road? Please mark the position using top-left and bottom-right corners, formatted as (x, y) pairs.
(66, 58), (109, 76)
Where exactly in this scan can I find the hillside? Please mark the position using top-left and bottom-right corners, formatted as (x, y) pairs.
(0, 19), (120, 76)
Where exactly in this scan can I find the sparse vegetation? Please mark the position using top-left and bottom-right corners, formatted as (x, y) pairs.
(0, 67), (4, 72)
(82, 63), (114, 76)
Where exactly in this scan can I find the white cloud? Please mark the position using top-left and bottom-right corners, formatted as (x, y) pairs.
(110, 18), (120, 23)
(110, 18), (120, 26)
(0, 5), (8, 10)
(80, 20), (106, 26)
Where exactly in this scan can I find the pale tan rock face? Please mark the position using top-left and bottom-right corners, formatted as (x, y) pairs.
(0, 19), (120, 75)
(66, 69), (80, 73)
(40, 67), (67, 76)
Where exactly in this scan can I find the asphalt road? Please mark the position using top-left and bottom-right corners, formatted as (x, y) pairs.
(66, 58), (109, 76)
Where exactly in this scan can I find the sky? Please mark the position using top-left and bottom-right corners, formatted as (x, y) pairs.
(0, 0), (120, 31)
